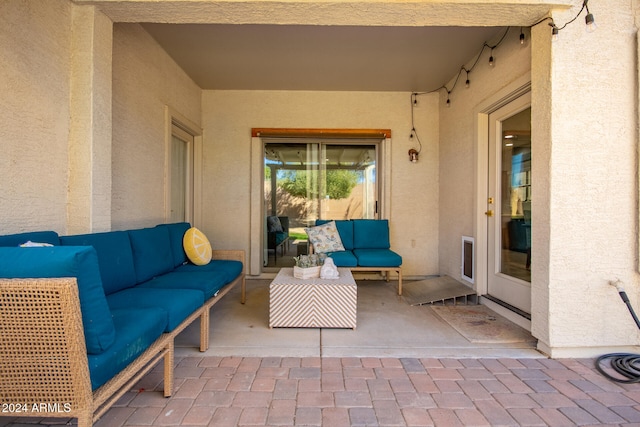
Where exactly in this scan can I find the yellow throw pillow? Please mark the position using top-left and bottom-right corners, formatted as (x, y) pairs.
(183, 227), (212, 266)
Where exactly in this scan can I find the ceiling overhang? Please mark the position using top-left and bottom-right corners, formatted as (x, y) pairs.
(72, 0), (570, 92)
(73, 0), (568, 26)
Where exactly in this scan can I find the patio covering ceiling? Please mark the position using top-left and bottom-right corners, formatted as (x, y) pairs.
(140, 23), (507, 92)
(77, 0), (559, 92)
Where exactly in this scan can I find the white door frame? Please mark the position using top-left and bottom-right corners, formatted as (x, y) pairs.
(487, 92), (531, 312)
(164, 106), (203, 226)
(249, 133), (391, 276)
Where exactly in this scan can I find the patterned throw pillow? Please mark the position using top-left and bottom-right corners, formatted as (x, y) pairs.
(305, 221), (345, 253)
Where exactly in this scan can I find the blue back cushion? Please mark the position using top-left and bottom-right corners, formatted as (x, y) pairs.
(353, 219), (390, 249)
(0, 231), (60, 247)
(0, 246), (116, 354)
(128, 227), (174, 283)
(60, 231), (137, 295)
(315, 220), (354, 250)
(156, 222), (191, 268)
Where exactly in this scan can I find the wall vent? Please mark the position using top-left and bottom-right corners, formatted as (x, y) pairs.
(461, 236), (475, 284)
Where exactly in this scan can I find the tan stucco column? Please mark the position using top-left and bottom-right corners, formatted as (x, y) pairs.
(68, 5), (113, 234)
(533, 0), (639, 357)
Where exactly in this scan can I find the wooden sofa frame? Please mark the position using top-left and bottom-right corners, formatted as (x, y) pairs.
(351, 266), (403, 296)
(0, 250), (245, 427)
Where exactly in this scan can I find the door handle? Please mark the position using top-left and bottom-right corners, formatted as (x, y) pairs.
(485, 210), (493, 217)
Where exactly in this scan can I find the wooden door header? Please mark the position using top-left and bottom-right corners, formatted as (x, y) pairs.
(252, 128), (391, 139)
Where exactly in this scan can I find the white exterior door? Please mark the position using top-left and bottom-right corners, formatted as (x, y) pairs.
(486, 92), (532, 314)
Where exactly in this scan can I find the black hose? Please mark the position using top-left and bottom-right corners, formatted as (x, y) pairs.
(596, 285), (640, 383)
(595, 353), (640, 383)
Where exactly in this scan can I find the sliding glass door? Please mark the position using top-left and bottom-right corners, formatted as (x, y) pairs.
(263, 139), (378, 267)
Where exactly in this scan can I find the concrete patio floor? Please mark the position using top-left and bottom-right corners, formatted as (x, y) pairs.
(2, 279), (640, 426)
(175, 278), (540, 359)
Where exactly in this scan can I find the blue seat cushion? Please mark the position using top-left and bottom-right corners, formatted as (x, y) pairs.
(107, 288), (204, 332)
(353, 248), (402, 267)
(275, 232), (288, 246)
(128, 227), (174, 283)
(156, 222), (191, 268)
(88, 307), (166, 391)
(137, 271), (228, 300)
(0, 231), (60, 247)
(60, 231), (137, 296)
(316, 220), (354, 250)
(0, 246), (116, 354)
(173, 259), (243, 283)
(353, 219), (391, 249)
(326, 250), (358, 267)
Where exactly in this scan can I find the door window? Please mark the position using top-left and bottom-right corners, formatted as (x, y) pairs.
(263, 139), (379, 267)
(169, 123), (194, 223)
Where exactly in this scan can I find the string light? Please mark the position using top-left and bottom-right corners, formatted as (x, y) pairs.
(410, 26), (510, 112)
(585, 10), (597, 33)
(408, 93), (422, 162)
(407, 0), (597, 151)
(539, 0), (596, 41)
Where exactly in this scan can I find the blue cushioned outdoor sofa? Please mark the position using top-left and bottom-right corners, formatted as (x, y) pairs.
(0, 222), (245, 427)
(312, 219), (403, 295)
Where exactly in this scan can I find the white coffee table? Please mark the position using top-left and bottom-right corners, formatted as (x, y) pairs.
(269, 267), (357, 329)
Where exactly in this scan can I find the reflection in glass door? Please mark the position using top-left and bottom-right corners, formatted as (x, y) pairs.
(263, 140), (378, 268)
(500, 115), (531, 282)
(487, 93), (531, 314)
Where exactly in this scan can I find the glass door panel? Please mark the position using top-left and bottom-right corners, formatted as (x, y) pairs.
(263, 140), (378, 268)
(169, 124), (193, 223)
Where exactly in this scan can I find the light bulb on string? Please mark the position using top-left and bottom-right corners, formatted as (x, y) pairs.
(488, 49), (494, 67)
(551, 25), (559, 41)
(585, 12), (597, 33)
(519, 28), (525, 45)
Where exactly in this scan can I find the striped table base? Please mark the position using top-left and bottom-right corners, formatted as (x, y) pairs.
(269, 268), (357, 329)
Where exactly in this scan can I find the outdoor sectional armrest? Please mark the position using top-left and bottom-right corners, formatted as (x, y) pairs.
(0, 277), (174, 427)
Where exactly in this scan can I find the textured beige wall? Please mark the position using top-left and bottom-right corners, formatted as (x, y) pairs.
(68, 5), (113, 234)
(438, 28), (532, 281)
(0, 0), (73, 234)
(111, 23), (202, 230)
(201, 90), (439, 277)
(535, 0), (639, 356)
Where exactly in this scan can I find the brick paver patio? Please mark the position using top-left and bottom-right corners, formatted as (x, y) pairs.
(3, 356), (640, 426)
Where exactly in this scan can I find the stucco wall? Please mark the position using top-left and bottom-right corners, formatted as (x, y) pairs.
(0, 0), (73, 234)
(536, 0), (640, 356)
(111, 23), (202, 230)
(438, 28), (532, 281)
(201, 90), (439, 277)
